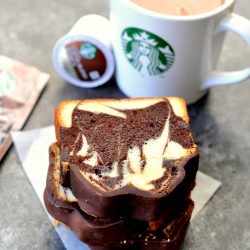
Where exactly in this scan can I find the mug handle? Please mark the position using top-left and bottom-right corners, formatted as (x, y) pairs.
(202, 13), (250, 90)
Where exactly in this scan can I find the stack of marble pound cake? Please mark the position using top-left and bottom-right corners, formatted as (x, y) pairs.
(44, 97), (199, 250)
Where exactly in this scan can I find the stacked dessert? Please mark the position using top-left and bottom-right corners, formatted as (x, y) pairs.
(44, 97), (199, 249)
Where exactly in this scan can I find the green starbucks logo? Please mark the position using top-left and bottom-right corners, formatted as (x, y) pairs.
(0, 70), (16, 97)
(122, 27), (175, 76)
(80, 43), (97, 60)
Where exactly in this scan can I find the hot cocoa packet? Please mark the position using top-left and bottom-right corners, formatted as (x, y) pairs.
(0, 56), (49, 161)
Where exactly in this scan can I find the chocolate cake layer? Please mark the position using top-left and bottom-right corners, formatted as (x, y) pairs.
(54, 98), (199, 220)
(89, 199), (192, 250)
(44, 187), (194, 248)
(89, 199), (194, 250)
(89, 209), (190, 250)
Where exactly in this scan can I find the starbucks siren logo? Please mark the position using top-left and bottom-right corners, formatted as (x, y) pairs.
(0, 70), (16, 97)
(80, 42), (97, 60)
(122, 27), (175, 76)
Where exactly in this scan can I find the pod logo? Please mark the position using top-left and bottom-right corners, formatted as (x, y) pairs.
(80, 43), (97, 60)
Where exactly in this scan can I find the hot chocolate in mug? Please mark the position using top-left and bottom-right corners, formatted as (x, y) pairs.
(110, 0), (250, 104)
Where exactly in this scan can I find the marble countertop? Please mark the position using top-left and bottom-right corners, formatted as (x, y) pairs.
(0, 0), (250, 249)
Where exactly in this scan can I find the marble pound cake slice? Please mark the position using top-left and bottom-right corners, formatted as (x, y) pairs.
(55, 97), (199, 220)
(44, 143), (194, 248)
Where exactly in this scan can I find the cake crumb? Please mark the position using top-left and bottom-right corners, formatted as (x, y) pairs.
(53, 220), (60, 227)
(149, 219), (163, 231)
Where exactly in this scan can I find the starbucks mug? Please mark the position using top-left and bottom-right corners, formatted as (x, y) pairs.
(110, 0), (250, 104)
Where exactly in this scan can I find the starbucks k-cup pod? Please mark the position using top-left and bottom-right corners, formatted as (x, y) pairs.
(53, 15), (115, 88)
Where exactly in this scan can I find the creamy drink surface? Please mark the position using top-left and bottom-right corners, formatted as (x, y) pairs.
(131, 0), (225, 16)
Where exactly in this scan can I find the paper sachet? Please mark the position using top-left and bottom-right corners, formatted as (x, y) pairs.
(0, 55), (49, 161)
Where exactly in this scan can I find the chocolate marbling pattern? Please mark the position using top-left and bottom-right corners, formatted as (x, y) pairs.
(60, 99), (196, 192)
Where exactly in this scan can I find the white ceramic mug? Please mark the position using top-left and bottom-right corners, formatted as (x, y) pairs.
(110, 0), (250, 104)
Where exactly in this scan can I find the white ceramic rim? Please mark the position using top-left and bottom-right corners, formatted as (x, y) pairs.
(127, 0), (235, 21)
(52, 35), (115, 88)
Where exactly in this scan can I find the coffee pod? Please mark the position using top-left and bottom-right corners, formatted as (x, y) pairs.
(52, 15), (115, 88)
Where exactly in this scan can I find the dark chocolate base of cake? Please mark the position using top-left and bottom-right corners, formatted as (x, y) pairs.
(44, 187), (193, 248)
(44, 188), (128, 246)
(89, 199), (193, 250)
(89, 218), (189, 250)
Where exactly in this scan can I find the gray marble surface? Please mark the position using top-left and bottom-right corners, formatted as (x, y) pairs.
(0, 0), (250, 249)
